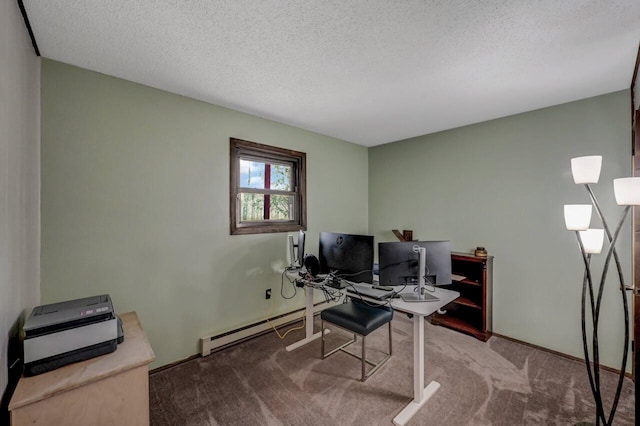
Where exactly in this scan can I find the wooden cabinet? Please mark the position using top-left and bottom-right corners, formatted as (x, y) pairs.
(431, 252), (493, 341)
(9, 312), (155, 425)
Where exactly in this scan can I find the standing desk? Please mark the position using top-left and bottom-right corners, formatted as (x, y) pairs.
(286, 281), (459, 425)
(285, 284), (331, 352)
(388, 287), (459, 425)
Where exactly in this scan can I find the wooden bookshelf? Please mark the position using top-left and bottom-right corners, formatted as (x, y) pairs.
(430, 252), (493, 341)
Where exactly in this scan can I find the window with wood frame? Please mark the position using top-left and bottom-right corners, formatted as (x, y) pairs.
(230, 138), (306, 235)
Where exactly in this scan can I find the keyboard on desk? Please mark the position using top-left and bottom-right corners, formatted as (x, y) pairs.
(346, 283), (395, 300)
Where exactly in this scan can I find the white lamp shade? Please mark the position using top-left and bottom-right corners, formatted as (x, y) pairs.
(579, 229), (605, 254)
(613, 177), (640, 206)
(571, 156), (602, 184)
(564, 204), (592, 230)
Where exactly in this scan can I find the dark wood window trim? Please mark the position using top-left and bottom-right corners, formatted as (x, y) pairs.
(633, 109), (639, 400)
(230, 138), (307, 235)
(630, 42), (639, 401)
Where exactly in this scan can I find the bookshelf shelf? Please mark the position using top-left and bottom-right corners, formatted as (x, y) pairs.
(431, 252), (493, 341)
(453, 296), (482, 310)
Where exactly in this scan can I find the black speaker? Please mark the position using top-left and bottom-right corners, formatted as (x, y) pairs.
(303, 254), (320, 277)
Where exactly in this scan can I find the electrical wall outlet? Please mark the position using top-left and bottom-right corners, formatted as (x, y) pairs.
(265, 288), (271, 299)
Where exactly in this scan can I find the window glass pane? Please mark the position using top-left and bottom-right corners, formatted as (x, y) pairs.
(270, 164), (292, 191)
(239, 193), (294, 222)
(239, 160), (266, 189)
(269, 195), (293, 220)
(240, 193), (264, 221)
(239, 159), (292, 191)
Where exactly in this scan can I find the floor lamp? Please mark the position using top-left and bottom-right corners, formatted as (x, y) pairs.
(563, 155), (639, 426)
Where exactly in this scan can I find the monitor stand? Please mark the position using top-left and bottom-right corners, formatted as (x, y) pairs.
(400, 291), (440, 302)
(400, 248), (440, 302)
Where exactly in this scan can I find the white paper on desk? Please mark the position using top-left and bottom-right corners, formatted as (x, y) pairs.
(452, 274), (466, 281)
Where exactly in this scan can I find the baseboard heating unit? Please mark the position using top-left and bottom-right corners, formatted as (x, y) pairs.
(200, 301), (337, 356)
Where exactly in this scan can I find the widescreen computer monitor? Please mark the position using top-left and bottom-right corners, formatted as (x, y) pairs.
(288, 230), (306, 268)
(318, 232), (374, 283)
(378, 241), (452, 286)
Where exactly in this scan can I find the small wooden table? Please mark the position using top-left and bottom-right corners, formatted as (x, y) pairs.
(9, 311), (155, 425)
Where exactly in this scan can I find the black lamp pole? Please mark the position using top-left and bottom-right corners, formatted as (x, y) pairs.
(572, 185), (631, 426)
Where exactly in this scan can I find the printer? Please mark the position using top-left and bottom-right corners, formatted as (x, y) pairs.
(23, 294), (123, 376)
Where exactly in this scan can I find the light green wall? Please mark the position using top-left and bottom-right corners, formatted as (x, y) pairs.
(369, 91), (632, 370)
(1, 1), (40, 395)
(41, 57), (633, 371)
(40, 59), (369, 368)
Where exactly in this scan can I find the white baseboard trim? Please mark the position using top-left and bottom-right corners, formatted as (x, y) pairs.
(200, 300), (339, 356)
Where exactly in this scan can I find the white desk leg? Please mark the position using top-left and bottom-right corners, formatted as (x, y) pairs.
(285, 286), (329, 351)
(393, 315), (440, 426)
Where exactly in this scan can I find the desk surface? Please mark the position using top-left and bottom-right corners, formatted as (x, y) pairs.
(389, 287), (459, 316)
(9, 311), (155, 410)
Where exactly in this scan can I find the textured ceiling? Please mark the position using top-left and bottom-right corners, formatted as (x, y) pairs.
(23, 1), (640, 146)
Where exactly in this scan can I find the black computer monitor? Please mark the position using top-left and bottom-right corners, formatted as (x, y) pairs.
(318, 232), (374, 283)
(378, 241), (452, 286)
